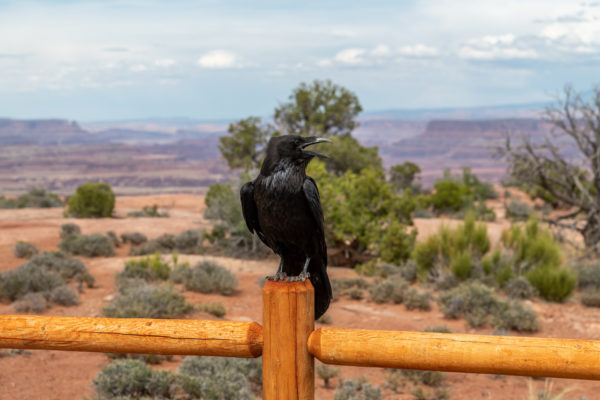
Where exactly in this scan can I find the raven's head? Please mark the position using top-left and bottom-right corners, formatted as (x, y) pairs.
(261, 135), (331, 174)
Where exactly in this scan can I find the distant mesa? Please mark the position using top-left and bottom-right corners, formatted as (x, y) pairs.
(0, 118), (92, 146)
(422, 119), (549, 139)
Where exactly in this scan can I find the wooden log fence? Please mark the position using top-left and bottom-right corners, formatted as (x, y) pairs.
(1, 279), (600, 400)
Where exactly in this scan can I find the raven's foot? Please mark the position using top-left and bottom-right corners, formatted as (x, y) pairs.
(285, 272), (310, 282)
(266, 271), (287, 282)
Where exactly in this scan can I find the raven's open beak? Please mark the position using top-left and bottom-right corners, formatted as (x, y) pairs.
(301, 137), (332, 158)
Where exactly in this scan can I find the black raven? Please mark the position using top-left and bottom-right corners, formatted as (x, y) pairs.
(240, 135), (332, 319)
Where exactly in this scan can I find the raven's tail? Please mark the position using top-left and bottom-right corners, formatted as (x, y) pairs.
(309, 258), (332, 320)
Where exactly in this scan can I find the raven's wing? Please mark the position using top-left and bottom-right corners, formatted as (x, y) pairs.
(303, 176), (331, 319)
(240, 181), (267, 245)
(302, 177), (324, 228)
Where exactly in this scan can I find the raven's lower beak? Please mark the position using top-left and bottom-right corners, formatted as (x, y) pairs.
(301, 137), (332, 158)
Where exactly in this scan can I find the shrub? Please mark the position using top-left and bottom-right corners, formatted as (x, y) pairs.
(118, 253), (170, 282)
(370, 275), (408, 304)
(412, 387), (451, 400)
(581, 289), (600, 307)
(0, 188), (63, 209)
(373, 260), (418, 283)
(59, 233), (115, 257)
(114, 277), (148, 295)
(501, 217), (562, 272)
(384, 369), (405, 393)
(127, 204), (169, 218)
(105, 352), (173, 365)
(438, 282), (538, 331)
(174, 229), (204, 253)
(434, 273), (460, 291)
(454, 212), (490, 257)
(335, 378), (382, 400)
(170, 263), (193, 284)
(94, 356), (262, 399)
(412, 235), (442, 278)
(404, 288), (431, 311)
(48, 285), (79, 306)
(500, 217), (575, 302)
(66, 182), (115, 218)
(120, 232), (148, 246)
(505, 199), (532, 220)
(0, 264), (64, 301)
(526, 265), (575, 302)
(378, 220), (417, 264)
(504, 276), (537, 299)
(316, 363), (339, 388)
(424, 326), (452, 333)
(183, 261), (238, 295)
(431, 180), (469, 212)
(13, 241), (38, 259)
(27, 251), (95, 287)
(332, 277), (372, 300)
(577, 262), (600, 289)
(0, 255), (86, 310)
(492, 300), (539, 332)
(59, 223), (81, 238)
(106, 231), (120, 247)
(129, 234), (177, 256)
(438, 282), (498, 327)
(399, 369), (445, 387)
(450, 251), (472, 280)
(413, 208), (435, 218)
(345, 288), (364, 300)
(102, 284), (192, 319)
(129, 240), (161, 255)
(481, 250), (514, 286)
(13, 292), (49, 313)
(355, 259), (378, 276)
(93, 359), (176, 399)
(197, 302), (226, 318)
(412, 212), (490, 281)
(178, 356), (261, 399)
(397, 260), (418, 282)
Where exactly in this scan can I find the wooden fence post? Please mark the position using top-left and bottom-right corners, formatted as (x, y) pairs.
(262, 280), (315, 400)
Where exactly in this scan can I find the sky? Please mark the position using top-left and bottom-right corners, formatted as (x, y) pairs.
(0, 0), (599, 121)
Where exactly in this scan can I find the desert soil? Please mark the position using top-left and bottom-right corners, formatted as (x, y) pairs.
(1, 194), (599, 400)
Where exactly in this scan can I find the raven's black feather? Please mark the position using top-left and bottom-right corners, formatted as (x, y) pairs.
(240, 135), (332, 319)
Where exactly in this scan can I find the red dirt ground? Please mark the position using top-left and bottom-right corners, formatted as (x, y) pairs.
(1, 194), (599, 400)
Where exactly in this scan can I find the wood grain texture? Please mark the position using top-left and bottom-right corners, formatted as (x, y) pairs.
(308, 327), (600, 380)
(263, 280), (315, 400)
(0, 315), (262, 358)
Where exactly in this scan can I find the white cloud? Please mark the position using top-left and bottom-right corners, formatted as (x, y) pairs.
(334, 48), (365, 64)
(318, 43), (437, 68)
(459, 46), (537, 60)
(398, 44), (439, 57)
(316, 59), (332, 67)
(541, 21), (600, 44)
(197, 50), (237, 69)
(371, 44), (391, 56)
(480, 34), (515, 46)
(459, 33), (537, 60)
(130, 64), (147, 72)
(154, 58), (175, 67)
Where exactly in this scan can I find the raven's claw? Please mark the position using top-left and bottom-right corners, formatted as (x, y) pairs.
(298, 271), (310, 282)
(266, 271), (287, 282)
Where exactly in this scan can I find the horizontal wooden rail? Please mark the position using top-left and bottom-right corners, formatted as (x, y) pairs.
(0, 315), (262, 358)
(308, 327), (600, 380)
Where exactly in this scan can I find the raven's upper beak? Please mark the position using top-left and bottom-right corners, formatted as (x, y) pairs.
(300, 137), (332, 158)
